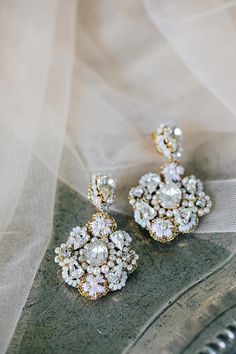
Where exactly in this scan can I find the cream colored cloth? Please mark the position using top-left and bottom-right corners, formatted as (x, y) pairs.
(1, 0), (236, 352)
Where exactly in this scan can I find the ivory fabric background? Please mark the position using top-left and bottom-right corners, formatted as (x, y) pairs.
(1, 0), (236, 352)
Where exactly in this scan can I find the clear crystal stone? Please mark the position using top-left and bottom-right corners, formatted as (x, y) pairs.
(174, 207), (198, 233)
(97, 175), (116, 202)
(69, 230), (90, 250)
(110, 231), (125, 250)
(137, 201), (156, 219)
(151, 218), (174, 239)
(135, 201), (157, 227)
(174, 127), (182, 137)
(154, 124), (183, 161)
(106, 264), (128, 290)
(68, 261), (84, 278)
(61, 244), (71, 258)
(178, 208), (192, 224)
(86, 240), (108, 266)
(106, 263), (123, 284)
(73, 235), (89, 250)
(89, 174), (117, 211)
(196, 197), (207, 208)
(139, 173), (160, 194)
(130, 186), (143, 198)
(182, 175), (197, 193)
(159, 182), (182, 209)
(110, 231), (132, 250)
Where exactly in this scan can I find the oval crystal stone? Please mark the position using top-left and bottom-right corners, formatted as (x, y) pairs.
(159, 182), (182, 209)
(86, 240), (108, 266)
(98, 176), (115, 199)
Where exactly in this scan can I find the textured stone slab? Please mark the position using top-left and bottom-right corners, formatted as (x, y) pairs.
(7, 183), (235, 354)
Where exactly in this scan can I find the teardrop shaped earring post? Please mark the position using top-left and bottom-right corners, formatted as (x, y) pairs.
(88, 173), (117, 211)
(151, 123), (183, 162)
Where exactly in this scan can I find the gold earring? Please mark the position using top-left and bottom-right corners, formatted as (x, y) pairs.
(129, 123), (212, 243)
(55, 174), (139, 300)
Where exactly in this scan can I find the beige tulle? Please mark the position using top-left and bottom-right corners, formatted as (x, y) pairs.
(0, 0), (236, 352)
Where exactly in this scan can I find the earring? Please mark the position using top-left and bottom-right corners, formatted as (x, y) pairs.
(54, 174), (139, 300)
(129, 123), (212, 243)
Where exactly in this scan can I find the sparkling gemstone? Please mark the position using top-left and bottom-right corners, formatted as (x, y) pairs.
(130, 186), (143, 198)
(154, 124), (183, 161)
(80, 274), (107, 299)
(106, 263), (123, 283)
(151, 218), (175, 239)
(174, 207), (198, 233)
(69, 228), (90, 250)
(110, 231), (132, 250)
(159, 182), (182, 209)
(182, 175), (197, 193)
(68, 261), (84, 278)
(196, 197), (207, 208)
(110, 231), (125, 250)
(174, 127), (182, 137)
(60, 244), (71, 258)
(137, 201), (156, 219)
(139, 173), (160, 194)
(97, 175), (116, 202)
(162, 162), (184, 182)
(86, 240), (108, 266)
(73, 235), (89, 250)
(106, 263), (128, 291)
(174, 207), (192, 224)
(134, 201), (157, 227)
(89, 213), (115, 237)
(180, 208), (192, 224)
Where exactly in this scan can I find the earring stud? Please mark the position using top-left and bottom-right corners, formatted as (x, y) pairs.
(129, 123), (212, 243)
(55, 173), (139, 300)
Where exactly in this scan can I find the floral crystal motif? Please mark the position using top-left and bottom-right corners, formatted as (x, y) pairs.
(55, 211), (139, 300)
(87, 212), (117, 237)
(129, 123), (212, 242)
(150, 218), (176, 241)
(79, 274), (109, 300)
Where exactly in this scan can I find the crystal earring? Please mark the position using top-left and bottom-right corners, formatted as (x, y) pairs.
(55, 174), (139, 300)
(129, 123), (212, 243)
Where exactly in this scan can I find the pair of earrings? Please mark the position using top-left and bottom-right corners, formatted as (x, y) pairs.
(54, 123), (212, 300)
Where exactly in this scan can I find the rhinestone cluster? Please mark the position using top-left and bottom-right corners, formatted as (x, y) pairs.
(152, 123), (183, 161)
(55, 174), (138, 300)
(129, 123), (212, 242)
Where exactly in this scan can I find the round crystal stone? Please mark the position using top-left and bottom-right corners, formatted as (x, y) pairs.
(86, 240), (108, 266)
(159, 182), (182, 209)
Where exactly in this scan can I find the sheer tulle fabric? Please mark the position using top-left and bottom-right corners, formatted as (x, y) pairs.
(0, 0), (236, 352)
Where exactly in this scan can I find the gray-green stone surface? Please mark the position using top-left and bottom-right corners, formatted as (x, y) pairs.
(8, 183), (236, 354)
